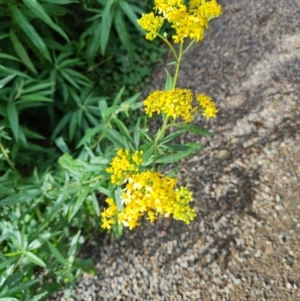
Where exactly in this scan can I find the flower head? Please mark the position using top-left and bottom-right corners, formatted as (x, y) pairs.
(101, 170), (196, 230)
(196, 94), (218, 119)
(137, 12), (164, 40)
(144, 88), (195, 122)
(137, 0), (222, 43)
(106, 149), (143, 185)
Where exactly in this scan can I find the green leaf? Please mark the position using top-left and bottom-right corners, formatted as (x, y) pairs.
(91, 192), (100, 216)
(156, 143), (202, 164)
(114, 187), (123, 211)
(133, 117), (140, 149)
(159, 129), (185, 144)
(141, 142), (154, 166)
(0, 74), (16, 89)
(0, 257), (18, 270)
(51, 112), (72, 140)
(166, 165), (181, 177)
(100, 0), (115, 55)
(9, 5), (51, 62)
(24, 0), (69, 41)
(23, 81), (55, 94)
(55, 137), (70, 153)
(113, 86), (125, 106)
(60, 69), (80, 89)
(7, 279), (40, 295)
(76, 124), (103, 148)
(119, 0), (143, 33)
(68, 188), (90, 222)
(164, 68), (173, 90)
(176, 123), (214, 136)
(6, 102), (19, 141)
(0, 297), (19, 301)
(0, 53), (20, 62)
(113, 118), (133, 144)
(0, 65), (30, 79)
(113, 8), (132, 53)
(25, 251), (46, 267)
(46, 242), (68, 266)
(102, 127), (128, 149)
(9, 29), (37, 74)
(18, 93), (53, 103)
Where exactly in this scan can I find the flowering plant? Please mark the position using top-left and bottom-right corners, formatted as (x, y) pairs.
(101, 0), (222, 232)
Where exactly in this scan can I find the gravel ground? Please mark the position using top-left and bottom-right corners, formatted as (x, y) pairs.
(52, 0), (300, 300)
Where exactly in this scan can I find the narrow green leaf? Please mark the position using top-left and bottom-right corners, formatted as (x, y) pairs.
(100, 0), (115, 55)
(176, 123), (214, 136)
(9, 5), (51, 62)
(141, 142), (155, 166)
(51, 112), (72, 140)
(119, 1), (144, 33)
(46, 242), (68, 266)
(0, 53), (20, 62)
(113, 118), (133, 144)
(55, 137), (70, 153)
(69, 111), (78, 141)
(133, 117), (140, 149)
(76, 124), (103, 148)
(0, 74), (16, 89)
(4, 279), (39, 296)
(0, 297), (19, 301)
(0, 65), (30, 79)
(114, 187), (123, 211)
(23, 0), (69, 41)
(91, 192), (100, 216)
(18, 94), (53, 103)
(156, 143), (202, 164)
(113, 8), (132, 53)
(159, 129), (185, 144)
(0, 257), (18, 270)
(23, 82), (55, 94)
(6, 102), (19, 141)
(164, 68), (173, 90)
(25, 251), (46, 267)
(68, 188), (90, 222)
(10, 29), (37, 74)
(102, 127), (127, 149)
(113, 87), (125, 106)
(60, 69), (80, 89)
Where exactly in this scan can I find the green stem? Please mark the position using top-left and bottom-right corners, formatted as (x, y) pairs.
(182, 39), (195, 56)
(152, 115), (169, 170)
(157, 33), (178, 61)
(172, 42), (183, 88)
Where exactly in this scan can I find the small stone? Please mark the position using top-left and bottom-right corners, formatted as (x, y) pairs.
(286, 283), (292, 290)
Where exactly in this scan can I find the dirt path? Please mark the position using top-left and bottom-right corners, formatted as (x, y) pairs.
(53, 0), (300, 300)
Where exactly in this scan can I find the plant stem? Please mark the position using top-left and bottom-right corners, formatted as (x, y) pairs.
(172, 42), (183, 88)
(157, 33), (178, 61)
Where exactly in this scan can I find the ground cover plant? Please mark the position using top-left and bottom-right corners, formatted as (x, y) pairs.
(0, 0), (222, 299)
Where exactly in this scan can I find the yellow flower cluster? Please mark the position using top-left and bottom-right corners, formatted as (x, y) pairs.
(101, 170), (196, 230)
(137, 0), (222, 43)
(196, 94), (218, 119)
(106, 149), (143, 185)
(103, 149), (196, 229)
(137, 12), (164, 41)
(144, 89), (217, 122)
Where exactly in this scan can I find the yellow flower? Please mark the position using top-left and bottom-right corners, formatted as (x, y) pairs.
(101, 171), (196, 230)
(144, 88), (195, 122)
(196, 94), (218, 119)
(106, 149), (143, 185)
(137, 12), (164, 40)
(137, 0), (222, 44)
